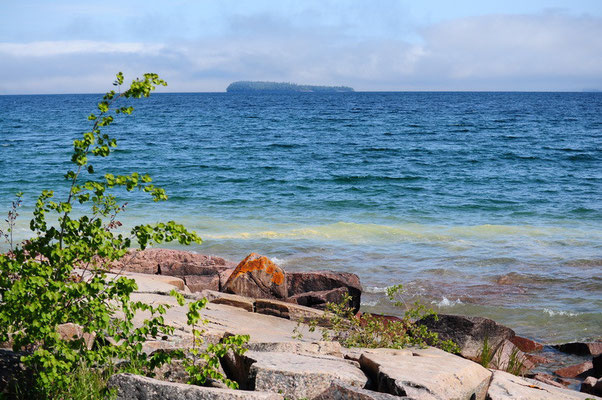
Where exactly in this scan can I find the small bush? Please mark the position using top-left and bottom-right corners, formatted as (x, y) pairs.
(295, 284), (459, 353)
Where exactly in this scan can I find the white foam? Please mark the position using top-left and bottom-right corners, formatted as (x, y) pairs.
(542, 308), (580, 317)
(364, 286), (388, 294)
(271, 257), (287, 266)
(432, 297), (463, 307)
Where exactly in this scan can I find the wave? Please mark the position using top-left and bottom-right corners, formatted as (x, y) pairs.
(203, 221), (600, 244)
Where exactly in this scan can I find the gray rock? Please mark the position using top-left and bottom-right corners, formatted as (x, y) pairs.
(417, 314), (515, 360)
(359, 347), (492, 400)
(486, 370), (600, 400)
(246, 341), (342, 357)
(108, 373), (283, 399)
(314, 380), (411, 400)
(222, 350), (368, 399)
(490, 340), (534, 375)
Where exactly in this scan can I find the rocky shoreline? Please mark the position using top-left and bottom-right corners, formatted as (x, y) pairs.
(2, 248), (601, 399)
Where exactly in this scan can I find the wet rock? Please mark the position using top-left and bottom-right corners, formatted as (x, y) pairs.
(254, 298), (325, 323)
(487, 369), (598, 400)
(416, 314), (515, 360)
(530, 373), (565, 388)
(223, 253), (287, 300)
(185, 274), (220, 292)
(510, 336), (544, 353)
(553, 342), (602, 356)
(288, 287), (349, 310)
(581, 376), (602, 397)
(314, 380), (409, 400)
(287, 271), (362, 312)
(554, 361), (594, 379)
(199, 290), (255, 312)
(525, 354), (553, 365)
(222, 350), (367, 400)
(108, 373), (283, 399)
(358, 347), (492, 400)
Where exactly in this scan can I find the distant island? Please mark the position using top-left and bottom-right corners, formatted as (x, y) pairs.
(226, 81), (354, 93)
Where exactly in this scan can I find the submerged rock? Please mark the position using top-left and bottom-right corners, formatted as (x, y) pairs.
(223, 253), (287, 300)
(554, 361), (594, 379)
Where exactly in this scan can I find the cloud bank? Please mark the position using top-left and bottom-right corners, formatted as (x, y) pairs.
(1, 11), (601, 93)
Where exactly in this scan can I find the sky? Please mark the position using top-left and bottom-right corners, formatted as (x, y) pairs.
(1, 0), (601, 93)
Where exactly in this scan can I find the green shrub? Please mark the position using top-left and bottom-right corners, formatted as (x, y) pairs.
(295, 284), (459, 353)
(0, 72), (246, 398)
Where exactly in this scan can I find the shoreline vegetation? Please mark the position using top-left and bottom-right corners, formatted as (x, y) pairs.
(1, 73), (600, 399)
(226, 80), (354, 93)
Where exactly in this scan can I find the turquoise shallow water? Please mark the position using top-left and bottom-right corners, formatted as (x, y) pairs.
(0, 92), (600, 342)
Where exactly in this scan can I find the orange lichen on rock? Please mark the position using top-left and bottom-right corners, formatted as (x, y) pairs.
(223, 253), (287, 300)
(229, 253), (285, 285)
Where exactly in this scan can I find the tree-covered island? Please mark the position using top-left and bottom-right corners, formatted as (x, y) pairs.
(226, 81), (354, 93)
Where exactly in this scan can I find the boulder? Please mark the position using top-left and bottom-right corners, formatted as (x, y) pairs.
(487, 369), (599, 400)
(554, 361), (594, 379)
(108, 373), (283, 399)
(358, 347), (492, 399)
(287, 271), (362, 313)
(314, 380), (410, 400)
(223, 253), (287, 300)
(185, 274), (220, 292)
(222, 350), (368, 399)
(219, 268), (235, 290)
(582, 376), (602, 397)
(416, 314), (515, 360)
(254, 298), (325, 324)
(510, 336), (544, 352)
(288, 287), (350, 310)
(553, 342), (602, 356)
(115, 248), (234, 276)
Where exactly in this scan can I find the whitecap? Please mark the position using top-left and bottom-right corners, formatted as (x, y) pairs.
(542, 308), (581, 317)
(432, 297), (463, 307)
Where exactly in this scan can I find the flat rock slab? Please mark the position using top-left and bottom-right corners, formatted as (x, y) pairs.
(314, 380), (411, 400)
(199, 290), (255, 312)
(359, 347), (492, 400)
(108, 373), (283, 399)
(246, 341), (342, 357)
(129, 293), (324, 344)
(486, 370), (601, 400)
(223, 350), (368, 400)
(254, 298), (325, 323)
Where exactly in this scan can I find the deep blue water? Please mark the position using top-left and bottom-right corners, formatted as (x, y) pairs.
(0, 92), (601, 342)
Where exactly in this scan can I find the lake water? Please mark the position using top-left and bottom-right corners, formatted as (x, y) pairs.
(0, 92), (600, 343)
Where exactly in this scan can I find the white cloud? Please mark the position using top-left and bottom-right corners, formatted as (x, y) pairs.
(0, 41), (165, 58)
(0, 12), (601, 93)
